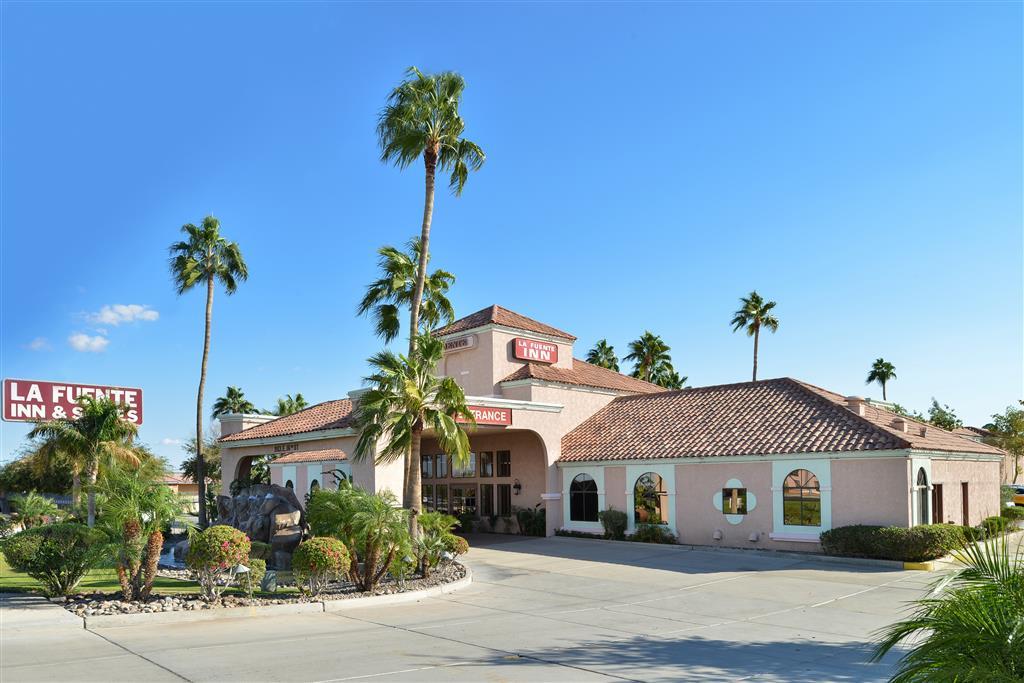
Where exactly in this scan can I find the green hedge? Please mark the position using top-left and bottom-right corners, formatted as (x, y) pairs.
(0, 522), (105, 596)
(820, 524), (967, 562)
(982, 516), (1008, 536)
(1001, 506), (1024, 523)
(598, 508), (628, 540)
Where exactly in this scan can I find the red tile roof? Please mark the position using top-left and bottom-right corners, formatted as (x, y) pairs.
(502, 358), (664, 395)
(434, 305), (576, 341)
(220, 400), (355, 443)
(560, 378), (1005, 462)
(162, 473), (192, 485)
(272, 448), (347, 464)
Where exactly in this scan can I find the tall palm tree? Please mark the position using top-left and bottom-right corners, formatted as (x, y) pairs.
(211, 386), (256, 417)
(274, 393), (309, 416)
(730, 291), (779, 382)
(169, 215), (248, 528)
(353, 335), (474, 535)
(866, 358), (897, 401)
(624, 332), (672, 383)
(586, 339), (619, 371)
(28, 396), (140, 527)
(377, 66), (484, 359)
(357, 238), (456, 343)
(652, 366), (688, 390)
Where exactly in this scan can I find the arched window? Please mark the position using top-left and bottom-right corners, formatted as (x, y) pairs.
(285, 480), (294, 490)
(569, 474), (599, 522)
(916, 468), (928, 526)
(310, 479), (320, 495)
(783, 469), (821, 526)
(634, 473), (668, 525)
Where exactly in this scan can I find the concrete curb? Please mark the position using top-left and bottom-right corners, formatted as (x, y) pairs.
(82, 567), (472, 630)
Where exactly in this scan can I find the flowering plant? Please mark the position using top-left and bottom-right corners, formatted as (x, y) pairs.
(292, 537), (350, 596)
(186, 525), (251, 600)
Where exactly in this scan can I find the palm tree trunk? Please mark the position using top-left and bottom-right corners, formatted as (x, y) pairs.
(85, 462), (98, 527)
(409, 424), (423, 541)
(71, 472), (81, 510)
(882, 382), (887, 401)
(752, 327), (760, 382)
(196, 275), (214, 528)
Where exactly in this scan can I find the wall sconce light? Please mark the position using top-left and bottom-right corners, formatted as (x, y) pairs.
(512, 479), (522, 496)
(712, 529), (723, 541)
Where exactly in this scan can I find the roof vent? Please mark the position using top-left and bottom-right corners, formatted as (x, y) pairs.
(846, 396), (866, 417)
(893, 417), (908, 433)
(919, 425), (928, 437)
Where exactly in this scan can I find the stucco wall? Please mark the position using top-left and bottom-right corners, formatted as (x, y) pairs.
(605, 466), (626, 513)
(831, 458), (910, 528)
(674, 461), (773, 547)
(931, 458), (1001, 525)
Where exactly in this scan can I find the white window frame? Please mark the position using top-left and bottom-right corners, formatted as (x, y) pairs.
(306, 464), (322, 498)
(626, 464), (677, 536)
(281, 465), (297, 491)
(910, 458), (933, 527)
(771, 459), (831, 542)
(561, 466), (605, 533)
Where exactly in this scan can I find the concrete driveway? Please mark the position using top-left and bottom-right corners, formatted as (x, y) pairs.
(2, 534), (932, 682)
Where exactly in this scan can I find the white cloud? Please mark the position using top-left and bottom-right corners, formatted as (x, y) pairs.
(88, 304), (159, 326)
(68, 333), (110, 352)
(161, 438), (183, 446)
(26, 337), (51, 351)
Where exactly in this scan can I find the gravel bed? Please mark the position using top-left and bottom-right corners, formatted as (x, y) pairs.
(57, 563), (466, 617)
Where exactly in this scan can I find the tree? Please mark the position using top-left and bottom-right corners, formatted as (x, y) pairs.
(0, 445), (73, 498)
(652, 366), (688, 390)
(27, 396), (140, 527)
(11, 491), (61, 528)
(211, 386), (256, 417)
(353, 335), (474, 536)
(866, 358), (897, 401)
(586, 339), (619, 371)
(730, 291), (779, 382)
(181, 433), (221, 511)
(273, 393), (309, 416)
(927, 398), (963, 432)
(357, 239), (456, 343)
(872, 537), (1024, 681)
(985, 402), (1024, 483)
(169, 215), (248, 528)
(624, 332), (672, 383)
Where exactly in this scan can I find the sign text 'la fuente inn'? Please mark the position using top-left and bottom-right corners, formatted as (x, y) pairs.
(513, 337), (558, 363)
(2, 379), (144, 425)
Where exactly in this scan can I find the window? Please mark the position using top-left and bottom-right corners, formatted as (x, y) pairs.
(783, 469), (821, 526)
(285, 480), (294, 490)
(722, 487), (748, 515)
(452, 453), (477, 478)
(916, 468), (929, 526)
(496, 484), (512, 516)
(497, 451), (512, 477)
(961, 482), (970, 525)
(309, 480), (320, 494)
(422, 484), (434, 511)
(451, 485), (477, 517)
(569, 473), (599, 522)
(421, 456), (434, 479)
(480, 452), (494, 477)
(480, 484), (494, 516)
(932, 483), (944, 524)
(634, 473), (668, 525)
(435, 484), (448, 513)
(436, 454), (448, 478)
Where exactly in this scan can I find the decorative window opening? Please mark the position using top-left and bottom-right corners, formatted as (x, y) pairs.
(421, 456), (434, 479)
(285, 480), (294, 490)
(916, 468), (929, 526)
(634, 472), (668, 525)
(497, 451), (512, 477)
(436, 454), (448, 479)
(451, 485), (478, 517)
(480, 484), (494, 516)
(782, 469), (821, 526)
(569, 473), (599, 522)
(435, 484), (448, 513)
(496, 484), (512, 516)
(422, 484), (434, 511)
(722, 487), (748, 515)
(309, 480), (320, 494)
(480, 452), (494, 477)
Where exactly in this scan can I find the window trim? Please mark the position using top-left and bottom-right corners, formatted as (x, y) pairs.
(625, 464), (677, 536)
(771, 459), (831, 539)
(561, 466), (605, 532)
(569, 473), (600, 523)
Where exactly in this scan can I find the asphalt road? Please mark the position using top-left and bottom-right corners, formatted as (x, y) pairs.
(2, 534), (940, 682)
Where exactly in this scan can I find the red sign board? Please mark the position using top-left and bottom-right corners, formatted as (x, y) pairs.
(458, 405), (512, 426)
(513, 338), (559, 364)
(3, 379), (144, 425)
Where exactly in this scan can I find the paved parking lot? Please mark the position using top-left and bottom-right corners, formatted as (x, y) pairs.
(2, 534), (934, 682)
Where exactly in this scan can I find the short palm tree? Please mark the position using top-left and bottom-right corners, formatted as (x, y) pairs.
(274, 393), (309, 416)
(586, 339), (619, 371)
(652, 365), (688, 390)
(353, 334), (474, 535)
(12, 491), (60, 528)
(872, 536), (1024, 681)
(866, 358), (897, 401)
(377, 67), (484, 358)
(730, 291), (779, 382)
(624, 332), (672, 383)
(169, 216), (248, 528)
(357, 238), (456, 343)
(28, 396), (140, 527)
(211, 386), (256, 417)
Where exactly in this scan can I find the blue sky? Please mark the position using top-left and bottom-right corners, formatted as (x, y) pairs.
(2, 2), (1021, 468)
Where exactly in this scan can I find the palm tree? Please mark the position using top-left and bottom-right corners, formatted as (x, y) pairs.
(211, 386), (256, 417)
(624, 332), (672, 383)
(358, 239), (456, 343)
(652, 366), (688, 390)
(353, 335), (474, 535)
(866, 358), (897, 401)
(169, 215), (248, 528)
(377, 66), (484, 359)
(730, 291), (779, 382)
(28, 396), (140, 527)
(274, 393), (309, 416)
(586, 339), (619, 371)
(872, 536), (1024, 681)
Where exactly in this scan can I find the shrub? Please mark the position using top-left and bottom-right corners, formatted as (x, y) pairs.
(514, 505), (546, 537)
(456, 511), (476, 534)
(555, 529), (604, 539)
(444, 533), (469, 557)
(292, 537), (350, 596)
(249, 541), (273, 562)
(1000, 506), (1024, 524)
(962, 525), (987, 542)
(598, 508), (628, 540)
(1000, 485), (1016, 507)
(186, 525), (251, 600)
(820, 524), (967, 562)
(236, 558), (266, 594)
(629, 523), (676, 544)
(981, 516), (1008, 536)
(0, 523), (104, 596)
